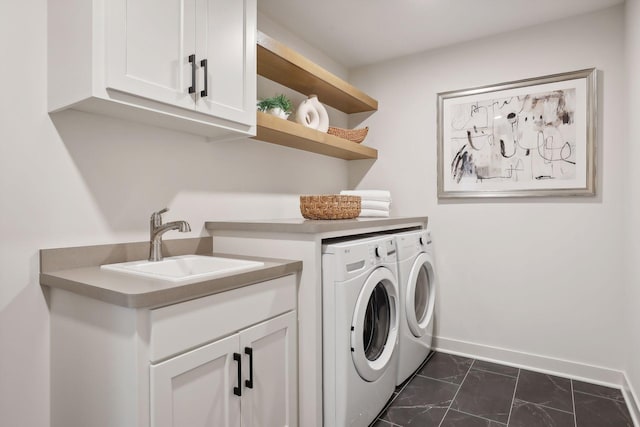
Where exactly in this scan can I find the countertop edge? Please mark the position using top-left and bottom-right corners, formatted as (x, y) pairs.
(41, 258), (302, 309)
(41, 272), (133, 307)
(205, 216), (428, 234)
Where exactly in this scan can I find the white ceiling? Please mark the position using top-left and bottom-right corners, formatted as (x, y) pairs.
(258, 0), (624, 68)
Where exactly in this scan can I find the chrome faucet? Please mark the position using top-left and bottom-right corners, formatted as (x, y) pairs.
(149, 208), (191, 261)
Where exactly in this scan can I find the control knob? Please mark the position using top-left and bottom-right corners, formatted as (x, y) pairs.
(375, 245), (387, 258)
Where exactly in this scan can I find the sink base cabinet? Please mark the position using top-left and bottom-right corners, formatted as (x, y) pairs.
(239, 312), (297, 427)
(151, 312), (297, 427)
(50, 275), (297, 427)
(152, 334), (241, 427)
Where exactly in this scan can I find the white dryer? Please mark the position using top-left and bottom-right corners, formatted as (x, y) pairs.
(394, 229), (436, 386)
(322, 235), (399, 427)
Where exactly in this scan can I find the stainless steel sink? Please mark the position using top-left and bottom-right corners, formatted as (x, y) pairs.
(101, 255), (264, 282)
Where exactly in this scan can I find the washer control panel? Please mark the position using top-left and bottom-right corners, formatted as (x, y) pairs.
(323, 236), (398, 282)
(373, 238), (395, 261)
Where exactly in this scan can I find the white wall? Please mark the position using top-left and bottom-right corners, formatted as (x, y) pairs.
(625, 0), (640, 410)
(0, 4), (349, 427)
(1, 2), (635, 426)
(350, 6), (627, 379)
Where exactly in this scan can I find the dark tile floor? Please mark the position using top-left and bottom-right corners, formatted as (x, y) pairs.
(371, 352), (634, 427)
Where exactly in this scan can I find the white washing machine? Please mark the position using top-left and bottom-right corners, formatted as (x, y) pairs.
(322, 235), (399, 427)
(394, 229), (436, 386)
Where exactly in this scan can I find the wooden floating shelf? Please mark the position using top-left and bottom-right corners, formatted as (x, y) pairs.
(257, 31), (378, 114)
(253, 112), (378, 160)
(255, 32), (378, 160)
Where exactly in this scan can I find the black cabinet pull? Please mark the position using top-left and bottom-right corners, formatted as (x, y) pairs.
(244, 347), (253, 389)
(188, 54), (196, 94)
(200, 59), (208, 97)
(233, 352), (242, 396)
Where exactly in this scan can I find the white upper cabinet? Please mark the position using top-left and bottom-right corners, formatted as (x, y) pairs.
(195, 0), (256, 125)
(48, 0), (256, 139)
(106, 0), (197, 111)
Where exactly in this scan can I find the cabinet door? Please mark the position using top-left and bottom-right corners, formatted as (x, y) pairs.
(239, 311), (297, 427)
(195, 0), (256, 126)
(106, 0), (197, 110)
(151, 334), (242, 427)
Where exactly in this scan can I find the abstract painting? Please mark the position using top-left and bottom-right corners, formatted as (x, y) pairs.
(437, 69), (596, 198)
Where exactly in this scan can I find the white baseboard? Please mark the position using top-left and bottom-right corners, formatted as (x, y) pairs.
(434, 336), (623, 387)
(434, 336), (640, 426)
(623, 373), (640, 427)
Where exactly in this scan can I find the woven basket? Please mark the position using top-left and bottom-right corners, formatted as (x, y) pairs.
(300, 195), (361, 220)
(327, 126), (369, 143)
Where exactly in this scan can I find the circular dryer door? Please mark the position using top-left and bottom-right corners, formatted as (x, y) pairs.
(406, 252), (436, 338)
(351, 267), (398, 382)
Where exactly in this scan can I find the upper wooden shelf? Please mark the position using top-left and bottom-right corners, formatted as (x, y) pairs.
(253, 112), (378, 160)
(257, 31), (378, 114)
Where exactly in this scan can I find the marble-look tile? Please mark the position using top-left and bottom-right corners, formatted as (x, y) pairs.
(471, 360), (518, 378)
(440, 409), (505, 426)
(417, 352), (473, 385)
(572, 380), (625, 401)
(370, 419), (399, 427)
(381, 375), (458, 426)
(514, 370), (573, 412)
(386, 374), (459, 407)
(508, 399), (574, 427)
(397, 374), (414, 388)
(574, 391), (633, 427)
(381, 406), (448, 426)
(450, 370), (516, 423)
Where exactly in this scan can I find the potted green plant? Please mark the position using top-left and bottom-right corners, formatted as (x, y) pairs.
(257, 94), (294, 119)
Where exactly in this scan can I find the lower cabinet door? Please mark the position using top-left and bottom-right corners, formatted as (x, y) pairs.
(150, 334), (242, 427)
(239, 311), (297, 427)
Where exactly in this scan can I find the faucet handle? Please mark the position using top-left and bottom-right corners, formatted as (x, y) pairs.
(151, 208), (169, 226)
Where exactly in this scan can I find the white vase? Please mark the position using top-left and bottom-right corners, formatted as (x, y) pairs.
(295, 95), (329, 132)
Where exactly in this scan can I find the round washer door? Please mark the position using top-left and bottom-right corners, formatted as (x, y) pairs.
(350, 266), (398, 382)
(406, 252), (436, 338)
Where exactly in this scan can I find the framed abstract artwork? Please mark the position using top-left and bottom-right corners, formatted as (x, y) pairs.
(437, 68), (596, 198)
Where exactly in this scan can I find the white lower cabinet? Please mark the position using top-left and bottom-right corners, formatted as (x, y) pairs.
(151, 334), (241, 427)
(240, 313), (297, 427)
(151, 312), (297, 427)
(50, 274), (297, 427)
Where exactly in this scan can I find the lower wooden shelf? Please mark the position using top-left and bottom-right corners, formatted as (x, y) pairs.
(252, 111), (378, 160)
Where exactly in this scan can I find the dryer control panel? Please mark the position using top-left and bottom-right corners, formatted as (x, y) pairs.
(419, 230), (432, 247)
(396, 229), (432, 260)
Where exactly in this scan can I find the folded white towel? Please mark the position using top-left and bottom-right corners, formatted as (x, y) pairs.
(340, 190), (392, 202)
(361, 200), (391, 211)
(359, 209), (390, 218)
